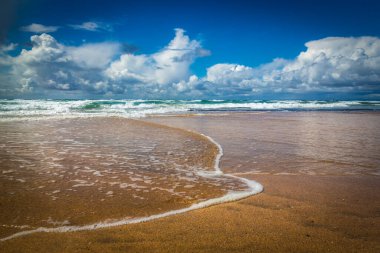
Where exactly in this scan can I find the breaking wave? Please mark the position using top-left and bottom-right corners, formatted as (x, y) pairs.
(0, 99), (379, 121)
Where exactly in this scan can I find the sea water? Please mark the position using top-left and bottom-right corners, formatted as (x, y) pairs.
(0, 99), (379, 121)
(0, 117), (261, 241)
(1, 99), (379, 241)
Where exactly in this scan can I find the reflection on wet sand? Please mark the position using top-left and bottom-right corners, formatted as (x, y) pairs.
(0, 111), (379, 252)
(148, 111), (380, 176)
(0, 117), (247, 238)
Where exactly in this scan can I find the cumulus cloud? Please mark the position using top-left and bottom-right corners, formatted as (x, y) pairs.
(20, 23), (59, 33)
(192, 36), (380, 97)
(0, 29), (379, 99)
(9, 33), (120, 94)
(69, 22), (112, 32)
(105, 28), (210, 95)
(278, 37), (380, 90)
(66, 42), (120, 69)
(1, 28), (208, 97)
(152, 28), (210, 84)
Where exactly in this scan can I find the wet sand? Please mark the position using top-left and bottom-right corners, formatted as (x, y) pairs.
(0, 117), (248, 239)
(1, 111), (380, 252)
(148, 111), (380, 176)
(1, 175), (379, 252)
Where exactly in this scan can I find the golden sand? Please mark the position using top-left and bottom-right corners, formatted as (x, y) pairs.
(1, 174), (379, 252)
(1, 112), (380, 252)
(0, 118), (247, 239)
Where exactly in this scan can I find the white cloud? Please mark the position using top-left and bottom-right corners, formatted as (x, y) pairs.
(1, 30), (379, 99)
(66, 42), (120, 69)
(20, 23), (59, 33)
(194, 36), (380, 96)
(206, 64), (255, 86)
(69, 22), (112, 32)
(105, 28), (210, 90)
(106, 54), (154, 83)
(9, 33), (120, 94)
(12, 33), (73, 91)
(153, 28), (210, 84)
(277, 37), (380, 90)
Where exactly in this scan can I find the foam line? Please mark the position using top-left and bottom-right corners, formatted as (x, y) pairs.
(0, 132), (263, 242)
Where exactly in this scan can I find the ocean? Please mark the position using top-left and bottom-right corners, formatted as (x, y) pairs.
(0, 99), (379, 120)
(0, 99), (379, 242)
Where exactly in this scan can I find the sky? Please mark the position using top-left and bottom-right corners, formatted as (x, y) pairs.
(0, 0), (380, 99)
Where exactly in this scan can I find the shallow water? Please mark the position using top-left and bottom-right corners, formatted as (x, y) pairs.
(0, 117), (248, 238)
(1, 111), (379, 241)
(148, 111), (380, 176)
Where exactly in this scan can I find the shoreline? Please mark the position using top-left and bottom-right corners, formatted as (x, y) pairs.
(2, 174), (378, 253)
(0, 117), (263, 242)
(1, 111), (379, 252)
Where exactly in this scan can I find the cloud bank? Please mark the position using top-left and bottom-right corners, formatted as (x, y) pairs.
(1, 29), (380, 99)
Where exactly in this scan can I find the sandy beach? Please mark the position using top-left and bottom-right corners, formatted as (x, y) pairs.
(0, 111), (379, 252)
(1, 175), (379, 252)
(2, 0), (380, 251)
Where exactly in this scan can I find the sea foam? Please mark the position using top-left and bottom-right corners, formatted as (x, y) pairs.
(0, 99), (379, 122)
(0, 133), (263, 242)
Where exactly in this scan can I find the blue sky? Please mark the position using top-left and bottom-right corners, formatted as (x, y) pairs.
(1, 0), (380, 99)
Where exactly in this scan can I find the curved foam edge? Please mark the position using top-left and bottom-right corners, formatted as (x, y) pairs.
(0, 133), (263, 242)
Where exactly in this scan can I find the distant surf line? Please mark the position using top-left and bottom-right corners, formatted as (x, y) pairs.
(0, 122), (263, 242)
